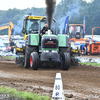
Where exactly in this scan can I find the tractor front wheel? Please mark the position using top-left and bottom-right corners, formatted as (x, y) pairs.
(30, 52), (39, 70)
(24, 42), (38, 68)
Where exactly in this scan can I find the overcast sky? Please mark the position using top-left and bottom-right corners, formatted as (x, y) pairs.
(0, 0), (91, 10)
(0, 0), (61, 10)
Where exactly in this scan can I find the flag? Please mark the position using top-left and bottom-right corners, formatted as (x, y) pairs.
(83, 14), (85, 34)
(63, 16), (69, 34)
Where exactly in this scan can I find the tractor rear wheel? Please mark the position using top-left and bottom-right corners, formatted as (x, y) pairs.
(61, 52), (70, 70)
(24, 43), (38, 68)
(30, 52), (39, 70)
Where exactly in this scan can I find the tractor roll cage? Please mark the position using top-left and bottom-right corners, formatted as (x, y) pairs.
(39, 17), (57, 35)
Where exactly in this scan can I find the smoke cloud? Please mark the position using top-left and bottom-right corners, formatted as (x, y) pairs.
(14, 18), (24, 35)
(45, 0), (56, 29)
(14, 8), (35, 35)
(58, 0), (81, 34)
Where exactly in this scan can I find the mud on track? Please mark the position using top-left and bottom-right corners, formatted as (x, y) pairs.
(0, 60), (100, 100)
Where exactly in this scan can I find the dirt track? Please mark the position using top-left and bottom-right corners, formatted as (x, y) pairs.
(0, 59), (100, 100)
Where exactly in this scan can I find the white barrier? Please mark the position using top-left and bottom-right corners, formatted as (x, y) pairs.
(52, 73), (65, 100)
(76, 57), (100, 64)
(0, 51), (15, 57)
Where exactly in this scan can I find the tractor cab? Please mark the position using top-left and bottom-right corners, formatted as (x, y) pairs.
(68, 24), (84, 39)
(22, 16), (46, 40)
(26, 19), (39, 33)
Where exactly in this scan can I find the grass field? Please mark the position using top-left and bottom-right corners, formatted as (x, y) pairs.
(4, 56), (15, 59)
(0, 86), (51, 100)
(80, 62), (100, 66)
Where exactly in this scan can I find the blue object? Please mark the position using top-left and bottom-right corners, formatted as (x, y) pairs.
(63, 16), (69, 34)
(83, 14), (85, 34)
(80, 44), (87, 50)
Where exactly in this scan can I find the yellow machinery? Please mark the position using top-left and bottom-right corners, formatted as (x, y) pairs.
(0, 22), (15, 52)
(0, 22), (14, 43)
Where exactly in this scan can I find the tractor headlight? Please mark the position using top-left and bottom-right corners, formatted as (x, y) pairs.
(43, 50), (49, 53)
(51, 50), (57, 53)
(43, 50), (57, 53)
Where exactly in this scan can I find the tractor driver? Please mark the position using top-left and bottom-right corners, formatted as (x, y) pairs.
(29, 21), (39, 31)
(40, 22), (48, 36)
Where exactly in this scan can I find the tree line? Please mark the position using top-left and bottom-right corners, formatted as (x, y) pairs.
(0, 0), (99, 35)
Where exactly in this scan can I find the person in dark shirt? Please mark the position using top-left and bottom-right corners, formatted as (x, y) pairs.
(40, 22), (48, 36)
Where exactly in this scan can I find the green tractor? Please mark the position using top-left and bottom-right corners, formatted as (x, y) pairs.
(16, 15), (70, 70)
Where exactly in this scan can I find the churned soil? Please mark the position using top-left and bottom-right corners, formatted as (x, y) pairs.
(0, 56), (100, 100)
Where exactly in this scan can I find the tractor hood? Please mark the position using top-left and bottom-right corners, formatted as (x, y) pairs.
(41, 34), (58, 49)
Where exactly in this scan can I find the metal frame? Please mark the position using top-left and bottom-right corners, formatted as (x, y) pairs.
(92, 27), (100, 43)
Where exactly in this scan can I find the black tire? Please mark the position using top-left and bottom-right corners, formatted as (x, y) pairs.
(78, 51), (80, 56)
(24, 42), (38, 68)
(30, 52), (39, 70)
(61, 52), (70, 70)
(70, 47), (72, 56)
(83, 46), (87, 55)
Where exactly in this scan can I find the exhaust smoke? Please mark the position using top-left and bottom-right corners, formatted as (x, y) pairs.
(45, 0), (56, 29)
